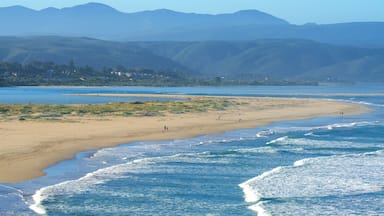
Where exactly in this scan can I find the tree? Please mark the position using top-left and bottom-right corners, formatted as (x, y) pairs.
(215, 76), (222, 84)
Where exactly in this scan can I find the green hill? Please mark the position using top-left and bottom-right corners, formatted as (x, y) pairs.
(1, 37), (384, 85)
(0, 36), (187, 71)
(136, 40), (384, 82)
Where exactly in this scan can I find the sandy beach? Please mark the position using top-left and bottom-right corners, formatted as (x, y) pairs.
(0, 96), (368, 183)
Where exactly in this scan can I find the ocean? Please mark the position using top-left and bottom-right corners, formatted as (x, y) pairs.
(0, 84), (383, 215)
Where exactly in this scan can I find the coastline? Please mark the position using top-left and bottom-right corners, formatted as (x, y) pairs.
(0, 96), (369, 183)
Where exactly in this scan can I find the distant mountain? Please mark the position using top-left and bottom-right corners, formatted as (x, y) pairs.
(1, 3), (383, 47)
(135, 40), (384, 82)
(0, 36), (187, 71)
(0, 3), (287, 39)
(0, 36), (383, 83)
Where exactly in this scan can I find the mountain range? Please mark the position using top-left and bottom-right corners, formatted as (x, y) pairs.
(1, 36), (383, 82)
(0, 36), (186, 71)
(1, 3), (384, 47)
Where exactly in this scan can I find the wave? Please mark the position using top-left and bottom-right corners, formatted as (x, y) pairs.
(267, 120), (380, 142)
(29, 189), (46, 215)
(337, 99), (384, 108)
(29, 150), (229, 215)
(256, 130), (276, 138)
(0, 184), (24, 199)
(266, 136), (288, 145)
(0, 184), (31, 215)
(249, 194), (384, 216)
(235, 147), (278, 154)
(265, 121), (383, 151)
(267, 137), (361, 148)
(304, 132), (321, 137)
(191, 120), (379, 148)
(27, 107), (382, 215)
(29, 156), (161, 215)
(321, 121), (380, 130)
(193, 134), (267, 146)
(239, 166), (284, 203)
(239, 150), (384, 215)
(248, 201), (271, 216)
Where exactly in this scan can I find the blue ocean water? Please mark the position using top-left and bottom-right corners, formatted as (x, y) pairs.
(0, 85), (383, 215)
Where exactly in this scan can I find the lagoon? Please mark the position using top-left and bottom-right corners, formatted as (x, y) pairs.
(1, 84), (384, 104)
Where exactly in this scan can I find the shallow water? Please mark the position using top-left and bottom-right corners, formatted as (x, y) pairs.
(1, 84), (384, 104)
(0, 84), (383, 215)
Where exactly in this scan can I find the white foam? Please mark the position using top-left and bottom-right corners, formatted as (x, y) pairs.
(341, 99), (384, 108)
(240, 151), (384, 215)
(357, 101), (384, 107)
(365, 149), (384, 156)
(263, 121), (380, 142)
(265, 136), (377, 151)
(248, 201), (271, 216)
(266, 136), (288, 145)
(0, 184), (27, 206)
(256, 130), (275, 138)
(0, 184), (23, 194)
(193, 135), (260, 146)
(293, 158), (308, 167)
(29, 156), (159, 215)
(304, 132), (314, 136)
(29, 188), (47, 215)
(29, 151), (218, 215)
(239, 183), (262, 203)
(239, 166), (284, 203)
(236, 147), (278, 154)
(314, 121), (380, 132)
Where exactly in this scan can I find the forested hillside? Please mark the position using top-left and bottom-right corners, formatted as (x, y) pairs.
(136, 40), (384, 82)
(1, 37), (384, 85)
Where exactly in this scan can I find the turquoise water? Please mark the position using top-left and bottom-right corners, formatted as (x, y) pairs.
(0, 85), (383, 215)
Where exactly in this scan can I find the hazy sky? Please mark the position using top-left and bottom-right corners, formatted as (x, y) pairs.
(0, 0), (383, 24)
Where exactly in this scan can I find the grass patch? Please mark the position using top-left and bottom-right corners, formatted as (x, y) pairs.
(0, 97), (237, 121)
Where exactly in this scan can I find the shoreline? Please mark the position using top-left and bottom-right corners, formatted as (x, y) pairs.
(0, 96), (369, 183)
(74, 93), (384, 97)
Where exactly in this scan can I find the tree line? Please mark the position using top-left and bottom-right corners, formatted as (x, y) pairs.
(0, 61), (317, 87)
(0, 61), (192, 86)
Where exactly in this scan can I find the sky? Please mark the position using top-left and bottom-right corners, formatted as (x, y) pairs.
(0, 0), (383, 24)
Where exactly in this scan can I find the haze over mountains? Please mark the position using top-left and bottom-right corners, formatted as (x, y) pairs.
(1, 36), (383, 82)
(1, 2), (384, 47)
(136, 40), (384, 82)
(0, 2), (383, 84)
(0, 36), (186, 71)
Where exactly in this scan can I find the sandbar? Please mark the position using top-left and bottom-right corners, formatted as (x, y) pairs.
(0, 96), (369, 183)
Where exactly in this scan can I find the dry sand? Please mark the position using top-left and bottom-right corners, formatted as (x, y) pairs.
(0, 96), (368, 183)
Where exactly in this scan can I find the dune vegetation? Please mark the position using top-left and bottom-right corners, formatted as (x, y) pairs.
(0, 97), (239, 121)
